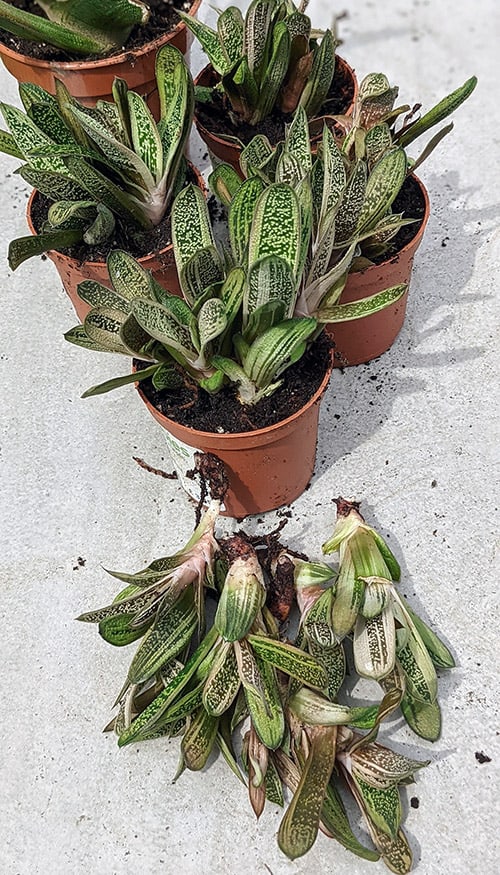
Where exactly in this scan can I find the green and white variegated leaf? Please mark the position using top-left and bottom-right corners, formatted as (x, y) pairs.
(157, 53), (194, 192)
(239, 134), (274, 178)
(289, 688), (378, 729)
(398, 76), (477, 149)
(197, 297), (227, 359)
(27, 100), (76, 147)
(308, 639), (346, 702)
(275, 151), (305, 186)
(317, 283), (407, 324)
(243, 651), (285, 750)
(265, 755), (284, 806)
(120, 312), (155, 359)
(373, 828), (413, 875)
(0, 128), (25, 159)
(18, 81), (55, 113)
(107, 249), (156, 302)
(365, 123), (392, 168)
(321, 779), (380, 862)
(17, 166), (87, 201)
(178, 12), (229, 75)
(295, 174), (313, 281)
(76, 279), (130, 313)
(229, 175), (266, 264)
(83, 203), (115, 245)
(363, 528), (401, 581)
(252, 20), (291, 123)
(0, 101), (70, 174)
(210, 355), (258, 404)
(152, 363), (183, 390)
(127, 588), (198, 685)
(221, 56), (259, 123)
(172, 184), (215, 273)
(351, 742), (429, 790)
(117, 626), (219, 746)
(317, 125), (346, 235)
(402, 601), (454, 669)
(220, 267), (246, 330)
(353, 603), (396, 680)
(303, 587), (336, 648)
(181, 706), (219, 771)
(127, 90), (163, 183)
(283, 106), (312, 177)
(234, 638), (267, 698)
(95, 99), (126, 143)
(218, 5), (244, 67)
(202, 640), (240, 716)
(64, 156), (152, 229)
(400, 691), (441, 742)
(352, 775), (402, 841)
(334, 160), (367, 244)
(208, 162), (242, 207)
(244, 0), (276, 83)
(68, 104), (155, 190)
(47, 199), (96, 228)
(244, 316), (317, 389)
(361, 578), (391, 619)
(394, 608), (438, 705)
(244, 255), (296, 324)
(64, 324), (124, 354)
(248, 183), (301, 277)
(215, 558), (265, 642)
(82, 307), (130, 353)
(294, 559), (336, 590)
(247, 635), (328, 690)
(132, 298), (196, 360)
(356, 148), (407, 234)
(278, 726), (337, 860)
(181, 246), (225, 303)
(331, 552), (364, 640)
(300, 29), (336, 119)
(349, 528), (392, 579)
(80, 366), (159, 399)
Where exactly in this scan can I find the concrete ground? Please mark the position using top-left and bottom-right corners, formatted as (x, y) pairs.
(0, 1), (498, 873)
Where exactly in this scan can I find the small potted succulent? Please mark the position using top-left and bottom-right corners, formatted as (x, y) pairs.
(325, 70), (477, 365)
(77, 491), (454, 872)
(64, 110), (405, 516)
(179, 0), (357, 172)
(0, 0), (202, 115)
(0, 44), (200, 319)
(211, 70), (477, 366)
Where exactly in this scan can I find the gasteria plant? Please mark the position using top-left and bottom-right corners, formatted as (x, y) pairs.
(292, 497), (455, 741)
(65, 110), (406, 404)
(0, 0), (150, 56)
(180, 0), (338, 125)
(0, 44), (194, 268)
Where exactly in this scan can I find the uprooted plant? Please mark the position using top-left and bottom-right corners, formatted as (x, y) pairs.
(78, 486), (454, 872)
(0, 0), (150, 56)
(65, 110), (407, 404)
(0, 44), (194, 267)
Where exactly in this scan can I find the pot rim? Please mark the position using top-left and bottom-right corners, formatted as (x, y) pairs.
(0, 0), (201, 71)
(134, 349), (333, 443)
(193, 53), (358, 150)
(25, 159), (205, 269)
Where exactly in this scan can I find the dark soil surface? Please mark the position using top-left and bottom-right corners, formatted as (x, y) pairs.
(371, 174), (427, 264)
(196, 57), (355, 148)
(0, 0), (191, 62)
(136, 332), (333, 434)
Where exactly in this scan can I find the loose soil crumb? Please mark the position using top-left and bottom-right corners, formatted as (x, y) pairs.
(0, 0), (191, 62)
(475, 751), (491, 764)
(136, 332), (333, 434)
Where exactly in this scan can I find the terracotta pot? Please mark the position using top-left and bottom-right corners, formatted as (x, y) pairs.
(0, 1), (201, 118)
(194, 55), (358, 175)
(328, 175), (430, 367)
(135, 357), (333, 518)
(25, 158), (206, 321)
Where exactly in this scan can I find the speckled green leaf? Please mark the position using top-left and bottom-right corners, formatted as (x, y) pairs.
(203, 640), (240, 716)
(215, 562), (265, 642)
(308, 640), (346, 701)
(403, 602), (455, 668)
(8, 228), (83, 270)
(353, 776), (401, 840)
(244, 653), (285, 750)
(356, 148), (407, 234)
(178, 13), (228, 75)
(351, 742), (429, 789)
(208, 162), (242, 206)
(278, 726), (337, 859)
(218, 6), (244, 67)
(304, 587), (336, 648)
(245, 255), (296, 324)
(132, 298), (195, 358)
(244, 0), (275, 83)
(127, 587), (198, 685)
(240, 135), (274, 177)
(400, 690), (441, 741)
(248, 635), (328, 690)
(198, 297), (227, 357)
(318, 283), (407, 324)
(331, 553), (364, 639)
(182, 707), (219, 771)
(398, 76), (477, 148)
(300, 29), (336, 118)
(253, 21), (291, 123)
(289, 688), (378, 729)
(172, 184), (215, 272)
(244, 317), (317, 390)
(321, 778), (380, 861)
(334, 160), (367, 244)
(181, 246), (224, 303)
(127, 90), (163, 182)
(229, 175), (265, 263)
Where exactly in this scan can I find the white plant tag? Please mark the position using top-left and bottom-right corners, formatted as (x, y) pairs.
(164, 431), (226, 510)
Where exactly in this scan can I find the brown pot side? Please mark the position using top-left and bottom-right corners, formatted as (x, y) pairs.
(0, 0), (201, 117)
(136, 359), (333, 518)
(25, 159), (206, 321)
(328, 175), (430, 367)
(194, 55), (358, 176)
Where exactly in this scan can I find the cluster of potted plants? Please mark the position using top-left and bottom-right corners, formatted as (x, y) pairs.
(0, 0), (476, 871)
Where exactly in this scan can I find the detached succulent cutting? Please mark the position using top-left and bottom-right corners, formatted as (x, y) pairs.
(78, 486), (453, 873)
(180, 0), (338, 126)
(0, 0), (150, 56)
(0, 43), (194, 267)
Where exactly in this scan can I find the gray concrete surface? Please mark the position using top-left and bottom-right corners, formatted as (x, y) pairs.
(0, 1), (498, 873)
